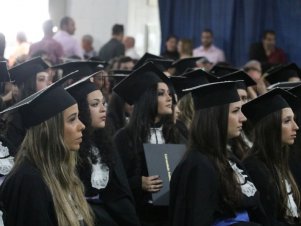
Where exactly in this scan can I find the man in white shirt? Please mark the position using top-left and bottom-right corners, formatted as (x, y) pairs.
(53, 16), (83, 59)
(193, 29), (225, 64)
(123, 36), (140, 60)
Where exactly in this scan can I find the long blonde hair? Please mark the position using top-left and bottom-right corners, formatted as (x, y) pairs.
(177, 93), (195, 129)
(12, 112), (94, 226)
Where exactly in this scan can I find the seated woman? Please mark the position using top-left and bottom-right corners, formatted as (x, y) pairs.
(170, 81), (267, 226)
(113, 62), (184, 226)
(0, 73), (94, 226)
(288, 85), (301, 191)
(67, 76), (140, 226)
(242, 88), (301, 225)
(5, 57), (52, 155)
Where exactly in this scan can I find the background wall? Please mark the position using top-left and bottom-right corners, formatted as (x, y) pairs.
(49, 0), (161, 56)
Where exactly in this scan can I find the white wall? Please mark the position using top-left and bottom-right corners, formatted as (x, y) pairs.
(60, 0), (161, 56)
(127, 0), (161, 56)
(65, 0), (129, 53)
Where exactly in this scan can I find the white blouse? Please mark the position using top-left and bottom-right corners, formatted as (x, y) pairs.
(0, 141), (14, 176)
(149, 126), (165, 144)
(229, 160), (257, 197)
(285, 179), (299, 218)
(90, 146), (109, 190)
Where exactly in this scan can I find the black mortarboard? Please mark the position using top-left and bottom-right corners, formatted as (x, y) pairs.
(196, 56), (212, 65)
(218, 70), (256, 90)
(289, 84), (301, 100)
(183, 81), (240, 110)
(242, 88), (297, 124)
(145, 59), (173, 72)
(267, 81), (301, 91)
(170, 69), (210, 99)
(172, 57), (203, 75)
(108, 69), (132, 85)
(9, 57), (49, 85)
(66, 72), (99, 102)
(0, 71), (78, 129)
(209, 65), (238, 77)
(133, 52), (163, 70)
(52, 61), (104, 79)
(0, 62), (10, 83)
(264, 63), (301, 84)
(143, 143), (186, 206)
(113, 62), (171, 105)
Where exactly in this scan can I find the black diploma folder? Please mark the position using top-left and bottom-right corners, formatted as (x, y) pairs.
(143, 143), (186, 206)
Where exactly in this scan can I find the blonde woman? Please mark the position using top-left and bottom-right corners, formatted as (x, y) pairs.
(0, 74), (94, 226)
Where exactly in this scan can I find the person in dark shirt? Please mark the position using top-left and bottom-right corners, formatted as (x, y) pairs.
(249, 30), (287, 71)
(161, 35), (179, 60)
(99, 24), (125, 62)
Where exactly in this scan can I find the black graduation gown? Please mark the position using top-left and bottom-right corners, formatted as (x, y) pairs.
(5, 111), (25, 156)
(289, 150), (301, 194)
(0, 160), (58, 226)
(77, 147), (140, 226)
(114, 127), (174, 225)
(175, 120), (189, 140)
(243, 155), (301, 226)
(169, 150), (267, 226)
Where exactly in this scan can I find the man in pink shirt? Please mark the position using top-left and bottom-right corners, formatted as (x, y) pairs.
(193, 29), (225, 64)
(29, 20), (63, 65)
(53, 16), (83, 59)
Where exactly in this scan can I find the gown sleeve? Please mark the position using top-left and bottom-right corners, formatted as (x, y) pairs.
(0, 165), (57, 226)
(243, 157), (299, 226)
(170, 151), (219, 226)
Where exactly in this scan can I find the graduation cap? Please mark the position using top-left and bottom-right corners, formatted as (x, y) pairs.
(183, 81), (240, 110)
(170, 69), (210, 99)
(242, 88), (298, 124)
(52, 61), (104, 80)
(218, 70), (256, 90)
(0, 61), (10, 83)
(263, 63), (301, 84)
(133, 52), (163, 70)
(0, 71), (79, 129)
(145, 59), (174, 72)
(113, 62), (172, 105)
(288, 84), (301, 100)
(143, 143), (186, 206)
(9, 57), (49, 85)
(209, 65), (238, 77)
(267, 81), (301, 90)
(108, 69), (132, 85)
(196, 56), (212, 65)
(172, 57), (203, 75)
(66, 71), (99, 102)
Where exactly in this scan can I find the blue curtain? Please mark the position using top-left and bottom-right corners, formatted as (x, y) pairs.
(159, 0), (301, 67)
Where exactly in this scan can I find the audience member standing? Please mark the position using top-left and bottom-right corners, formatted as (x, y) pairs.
(81, 34), (97, 59)
(161, 35), (179, 60)
(29, 20), (63, 65)
(193, 29), (225, 64)
(249, 30), (287, 71)
(123, 36), (140, 60)
(53, 16), (83, 59)
(8, 32), (30, 67)
(98, 24), (125, 62)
